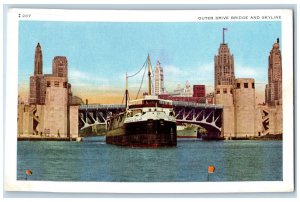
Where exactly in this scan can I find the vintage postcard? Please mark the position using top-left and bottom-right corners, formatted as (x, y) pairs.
(4, 9), (293, 193)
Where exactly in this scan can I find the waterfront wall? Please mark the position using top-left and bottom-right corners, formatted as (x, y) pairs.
(35, 104), (45, 135)
(18, 104), (35, 136)
(18, 101), (79, 138)
(268, 105), (283, 135)
(255, 104), (283, 136)
(255, 108), (264, 137)
(70, 105), (79, 138)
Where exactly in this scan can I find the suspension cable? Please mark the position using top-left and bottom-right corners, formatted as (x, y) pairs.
(122, 56), (152, 102)
(128, 91), (131, 102)
(121, 90), (125, 105)
(127, 58), (148, 78)
(136, 65), (147, 99)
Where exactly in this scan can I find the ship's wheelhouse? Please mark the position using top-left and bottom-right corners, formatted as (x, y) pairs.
(128, 96), (173, 109)
(126, 96), (175, 119)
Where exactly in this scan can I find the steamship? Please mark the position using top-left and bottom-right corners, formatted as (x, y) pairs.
(106, 55), (177, 147)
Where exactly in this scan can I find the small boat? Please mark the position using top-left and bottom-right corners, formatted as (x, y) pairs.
(177, 124), (199, 140)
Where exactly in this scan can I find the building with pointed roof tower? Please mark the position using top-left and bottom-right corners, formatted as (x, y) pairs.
(265, 38), (282, 106)
(214, 28), (235, 88)
(34, 42), (43, 75)
(29, 43), (46, 105)
(153, 60), (165, 95)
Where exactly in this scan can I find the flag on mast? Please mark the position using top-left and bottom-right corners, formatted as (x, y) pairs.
(222, 28), (228, 44)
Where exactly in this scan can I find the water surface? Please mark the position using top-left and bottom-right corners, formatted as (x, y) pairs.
(17, 138), (282, 182)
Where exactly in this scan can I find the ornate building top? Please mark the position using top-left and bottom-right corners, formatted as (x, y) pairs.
(214, 41), (235, 88)
(265, 38), (282, 106)
(52, 56), (68, 78)
(34, 42), (43, 75)
(154, 60), (165, 95)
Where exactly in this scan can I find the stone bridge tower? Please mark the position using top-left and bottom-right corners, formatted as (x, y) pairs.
(234, 78), (256, 137)
(215, 85), (234, 138)
(18, 43), (80, 139)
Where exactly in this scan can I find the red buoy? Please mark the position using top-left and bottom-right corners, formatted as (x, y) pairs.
(208, 165), (215, 174)
(26, 169), (32, 175)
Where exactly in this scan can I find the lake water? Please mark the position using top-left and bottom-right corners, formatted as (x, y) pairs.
(17, 138), (282, 182)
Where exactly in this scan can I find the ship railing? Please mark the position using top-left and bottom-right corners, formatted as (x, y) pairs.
(79, 104), (126, 110)
(128, 103), (173, 109)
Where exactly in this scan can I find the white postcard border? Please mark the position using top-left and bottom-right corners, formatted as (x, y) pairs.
(4, 9), (294, 193)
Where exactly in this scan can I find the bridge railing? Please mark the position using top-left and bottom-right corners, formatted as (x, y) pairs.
(172, 101), (223, 109)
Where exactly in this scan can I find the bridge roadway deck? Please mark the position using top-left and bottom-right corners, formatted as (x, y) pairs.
(79, 101), (223, 110)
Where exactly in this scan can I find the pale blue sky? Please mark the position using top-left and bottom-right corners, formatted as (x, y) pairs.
(18, 20), (281, 101)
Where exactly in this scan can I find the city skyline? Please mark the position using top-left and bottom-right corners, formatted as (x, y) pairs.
(18, 21), (281, 104)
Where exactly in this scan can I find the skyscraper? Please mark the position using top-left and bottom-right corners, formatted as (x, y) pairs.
(153, 60), (165, 95)
(34, 42), (43, 75)
(265, 38), (282, 106)
(214, 28), (235, 88)
(29, 43), (46, 104)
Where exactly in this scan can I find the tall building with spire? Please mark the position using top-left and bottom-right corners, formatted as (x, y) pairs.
(214, 28), (235, 88)
(34, 42), (43, 75)
(265, 38), (282, 106)
(29, 43), (46, 104)
(153, 60), (165, 95)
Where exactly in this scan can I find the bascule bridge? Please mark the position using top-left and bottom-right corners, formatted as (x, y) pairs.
(78, 102), (223, 138)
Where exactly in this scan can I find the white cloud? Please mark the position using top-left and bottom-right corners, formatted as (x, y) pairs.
(235, 65), (267, 84)
(69, 63), (267, 96)
(162, 62), (215, 93)
(70, 82), (90, 87)
(235, 67), (256, 78)
(164, 65), (188, 76)
(69, 67), (150, 94)
(69, 68), (110, 90)
(194, 62), (215, 82)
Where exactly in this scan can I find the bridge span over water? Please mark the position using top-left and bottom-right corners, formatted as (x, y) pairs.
(78, 101), (223, 138)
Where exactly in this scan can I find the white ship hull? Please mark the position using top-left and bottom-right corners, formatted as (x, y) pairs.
(177, 124), (200, 139)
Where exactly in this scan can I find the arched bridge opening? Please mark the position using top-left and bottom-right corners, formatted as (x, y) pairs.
(173, 102), (223, 139)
